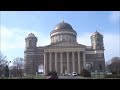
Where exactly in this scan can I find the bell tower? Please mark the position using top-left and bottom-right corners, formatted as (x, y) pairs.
(25, 33), (37, 49)
(91, 31), (104, 50)
(24, 33), (38, 75)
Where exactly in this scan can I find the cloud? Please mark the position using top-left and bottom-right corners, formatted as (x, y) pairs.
(104, 33), (120, 61)
(77, 33), (91, 46)
(109, 11), (120, 23)
(0, 26), (50, 52)
(0, 25), (50, 63)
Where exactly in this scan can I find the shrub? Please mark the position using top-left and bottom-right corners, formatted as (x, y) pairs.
(104, 74), (120, 78)
(47, 71), (57, 76)
(47, 71), (58, 79)
(81, 69), (91, 77)
(111, 71), (117, 75)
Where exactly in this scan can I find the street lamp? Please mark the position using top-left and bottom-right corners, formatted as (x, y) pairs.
(7, 61), (11, 67)
(6, 61), (11, 78)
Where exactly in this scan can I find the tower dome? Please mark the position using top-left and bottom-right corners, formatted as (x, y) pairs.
(28, 33), (35, 38)
(92, 31), (102, 36)
(25, 33), (37, 49)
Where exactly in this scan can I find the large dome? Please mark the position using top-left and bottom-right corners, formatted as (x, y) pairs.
(54, 21), (73, 30)
(50, 21), (77, 44)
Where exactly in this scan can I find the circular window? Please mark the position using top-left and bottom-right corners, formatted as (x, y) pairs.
(98, 54), (101, 57)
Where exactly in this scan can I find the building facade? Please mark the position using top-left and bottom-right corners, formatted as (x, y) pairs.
(24, 21), (105, 75)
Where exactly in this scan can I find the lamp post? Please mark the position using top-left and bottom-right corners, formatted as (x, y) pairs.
(8, 61), (11, 69)
(6, 61), (11, 78)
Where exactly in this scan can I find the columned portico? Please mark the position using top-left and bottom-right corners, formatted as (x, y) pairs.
(44, 48), (85, 75)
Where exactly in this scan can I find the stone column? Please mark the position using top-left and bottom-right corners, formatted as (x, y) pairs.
(67, 52), (69, 73)
(60, 52), (63, 74)
(72, 52), (75, 72)
(78, 52), (80, 74)
(83, 51), (86, 68)
(44, 53), (47, 75)
(49, 52), (52, 71)
(55, 52), (57, 72)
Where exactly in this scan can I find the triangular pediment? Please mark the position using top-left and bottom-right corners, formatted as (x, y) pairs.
(45, 41), (86, 48)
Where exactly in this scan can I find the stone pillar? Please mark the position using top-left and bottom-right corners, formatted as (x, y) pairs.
(60, 52), (63, 74)
(72, 52), (75, 72)
(67, 52), (69, 73)
(49, 52), (52, 71)
(83, 51), (86, 68)
(44, 53), (47, 75)
(78, 52), (80, 74)
(55, 52), (57, 72)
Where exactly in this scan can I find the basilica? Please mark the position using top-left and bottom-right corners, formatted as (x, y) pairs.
(24, 20), (105, 75)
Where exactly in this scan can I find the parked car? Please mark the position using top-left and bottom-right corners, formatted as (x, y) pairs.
(46, 75), (58, 79)
(72, 72), (77, 76)
(68, 73), (71, 76)
(46, 71), (58, 79)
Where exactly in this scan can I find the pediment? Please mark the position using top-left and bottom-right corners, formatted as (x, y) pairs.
(45, 41), (86, 48)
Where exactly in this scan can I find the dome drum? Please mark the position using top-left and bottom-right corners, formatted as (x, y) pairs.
(50, 30), (77, 37)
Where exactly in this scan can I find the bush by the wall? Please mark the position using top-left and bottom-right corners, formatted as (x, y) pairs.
(81, 69), (91, 77)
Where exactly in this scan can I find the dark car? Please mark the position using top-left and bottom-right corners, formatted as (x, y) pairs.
(46, 71), (58, 79)
(46, 75), (58, 79)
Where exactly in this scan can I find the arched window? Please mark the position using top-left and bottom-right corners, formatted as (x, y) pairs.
(38, 64), (43, 73)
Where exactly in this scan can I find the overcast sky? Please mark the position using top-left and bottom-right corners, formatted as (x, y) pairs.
(0, 11), (120, 65)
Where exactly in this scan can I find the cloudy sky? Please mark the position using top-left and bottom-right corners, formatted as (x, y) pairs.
(0, 11), (120, 65)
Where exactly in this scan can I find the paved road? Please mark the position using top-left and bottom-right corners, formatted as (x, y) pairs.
(58, 76), (87, 79)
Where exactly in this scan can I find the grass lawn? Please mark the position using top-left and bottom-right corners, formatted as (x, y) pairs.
(91, 74), (105, 79)
(0, 75), (45, 79)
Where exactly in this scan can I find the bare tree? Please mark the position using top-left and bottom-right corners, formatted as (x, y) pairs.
(106, 57), (120, 74)
(11, 57), (25, 77)
(0, 52), (7, 77)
